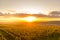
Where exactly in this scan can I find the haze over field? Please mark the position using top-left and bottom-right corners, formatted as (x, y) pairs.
(0, 0), (60, 40)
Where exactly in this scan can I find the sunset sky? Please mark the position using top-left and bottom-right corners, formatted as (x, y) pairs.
(0, 0), (60, 14)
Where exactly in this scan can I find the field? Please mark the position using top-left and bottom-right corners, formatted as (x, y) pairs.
(0, 21), (60, 40)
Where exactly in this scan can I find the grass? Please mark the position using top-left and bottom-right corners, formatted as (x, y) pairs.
(0, 21), (60, 40)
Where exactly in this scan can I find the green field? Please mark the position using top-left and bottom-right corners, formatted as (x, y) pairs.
(0, 21), (60, 40)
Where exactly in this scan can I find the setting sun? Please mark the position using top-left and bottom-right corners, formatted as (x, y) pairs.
(22, 16), (37, 22)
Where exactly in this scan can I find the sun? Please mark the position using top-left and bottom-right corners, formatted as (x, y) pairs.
(23, 16), (37, 22)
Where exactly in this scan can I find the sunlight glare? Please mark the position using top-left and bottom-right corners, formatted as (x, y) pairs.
(22, 16), (37, 22)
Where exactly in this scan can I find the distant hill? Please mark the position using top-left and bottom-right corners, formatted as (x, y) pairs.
(5, 13), (48, 18)
(34, 21), (60, 25)
(0, 11), (60, 18)
(48, 11), (60, 18)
